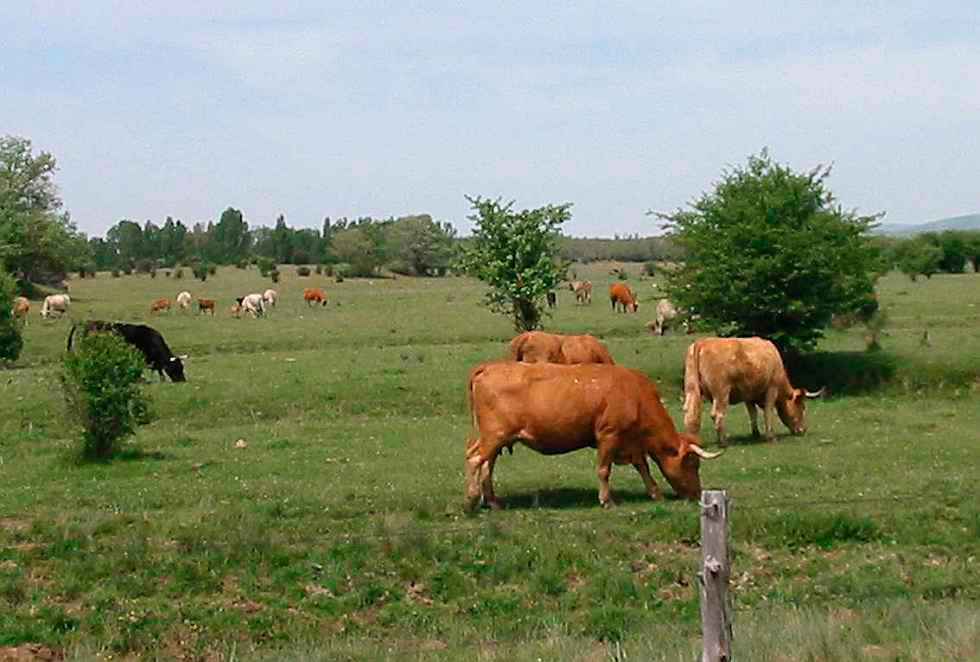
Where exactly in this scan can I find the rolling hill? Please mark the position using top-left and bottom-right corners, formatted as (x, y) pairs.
(875, 213), (980, 236)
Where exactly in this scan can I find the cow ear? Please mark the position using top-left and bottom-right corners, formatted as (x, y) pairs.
(792, 389), (804, 402)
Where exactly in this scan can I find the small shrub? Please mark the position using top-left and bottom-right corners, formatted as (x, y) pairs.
(616, 268), (628, 280)
(643, 261), (657, 277)
(61, 333), (151, 460)
(207, 264), (216, 276)
(257, 258), (275, 278)
(122, 266), (133, 276)
(297, 266), (311, 277)
(174, 268), (183, 279)
(236, 259), (249, 270)
(324, 264), (334, 277)
(315, 264), (323, 275)
(111, 269), (120, 278)
(164, 271), (170, 278)
(134, 258), (155, 274)
(192, 264), (209, 282)
(270, 269), (280, 284)
(0, 271), (24, 363)
(149, 269), (157, 279)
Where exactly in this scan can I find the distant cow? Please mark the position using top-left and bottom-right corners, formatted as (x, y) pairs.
(263, 289), (278, 308)
(41, 294), (70, 319)
(509, 331), (615, 365)
(569, 280), (592, 304)
(683, 337), (824, 446)
(465, 362), (722, 510)
(229, 303), (242, 318)
(303, 288), (327, 307)
(649, 298), (683, 336)
(609, 283), (638, 313)
(197, 298), (216, 315)
(241, 293), (265, 318)
(150, 298), (172, 314)
(68, 321), (187, 382)
(12, 297), (30, 323)
(176, 291), (192, 311)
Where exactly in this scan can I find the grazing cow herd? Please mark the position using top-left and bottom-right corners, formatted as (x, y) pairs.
(19, 267), (821, 511)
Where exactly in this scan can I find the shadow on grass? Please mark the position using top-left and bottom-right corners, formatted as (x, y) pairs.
(494, 487), (684, 511)
(786, 350), (898, 396)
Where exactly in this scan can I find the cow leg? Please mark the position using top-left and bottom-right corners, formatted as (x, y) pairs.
(711, 393), (730, 447)
(633, 459), (662, 501)
(763, 390), (777, 441)
(596, 446), (616, 508)
(464, 442), (484, 511)
(480, 451), (503, 510)
(746, 403), (761, 438)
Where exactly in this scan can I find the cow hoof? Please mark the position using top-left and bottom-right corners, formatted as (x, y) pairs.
(601, 500), (616, 509)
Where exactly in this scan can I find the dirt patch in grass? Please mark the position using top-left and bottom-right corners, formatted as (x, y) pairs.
(0, 644), (62, 661)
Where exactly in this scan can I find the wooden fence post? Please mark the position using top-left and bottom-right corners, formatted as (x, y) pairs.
(699, 489), (732, 662)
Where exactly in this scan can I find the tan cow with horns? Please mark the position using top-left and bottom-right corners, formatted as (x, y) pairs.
(465, 361), (722, 511)
(683, 337), (824, 446)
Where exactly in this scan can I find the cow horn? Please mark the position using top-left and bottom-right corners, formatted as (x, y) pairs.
(805, 387), (825, 399)
(689, 444), (724, 460)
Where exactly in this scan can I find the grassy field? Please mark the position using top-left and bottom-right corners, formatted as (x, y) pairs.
(1, 263), (978, 660)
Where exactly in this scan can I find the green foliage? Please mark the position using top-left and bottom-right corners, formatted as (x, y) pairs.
(61, 333), (151, 459)
(315, 264), (323, 275)
(456, 196), (570, 331)
(211, 207), (251, 264)
(0, 135), (91, 282)
(270, 269), (280, 284)
(256, 257), (276, 278)
(173, 268), (183, 280)
(643, 261), (657, 277)
(661, 150), (881, 353)
(192, 263), (209, 282)
(332, 227), (385, 277)
(0, 270), (24, 362)
(894, 238), (943, 281)
(296, 266), (311, 277)
(386, 214), (456, 276)
(560, 235), (683, 263)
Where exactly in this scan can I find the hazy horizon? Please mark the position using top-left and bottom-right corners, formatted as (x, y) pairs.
(5, 3), (979, 238)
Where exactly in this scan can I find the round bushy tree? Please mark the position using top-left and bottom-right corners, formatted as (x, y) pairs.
(61, 333), (151, 459)
(0, 270), (24, 362)
(660, 150), (881, 353)
(457, 196), (570, 331)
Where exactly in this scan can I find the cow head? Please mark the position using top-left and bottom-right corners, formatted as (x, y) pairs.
(656, 433), (722, 500)
(165, 355), (187, 382)
(776, 388), (824, 435)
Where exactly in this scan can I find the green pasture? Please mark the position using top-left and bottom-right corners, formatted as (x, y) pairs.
(1, 264), (978, 660)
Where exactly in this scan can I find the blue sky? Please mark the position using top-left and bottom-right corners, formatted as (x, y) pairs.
(4, 2), (979, 237)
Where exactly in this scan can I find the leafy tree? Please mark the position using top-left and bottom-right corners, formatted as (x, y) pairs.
(962, 231), (980, 272)
(457, 196), (570, 332)
(0, 135), (89, 283)
(660, 150), (880, 354)
(935, 231), (968, 273)
(61, 333), (151, 459)
(895, 237), (943, 281)
(0, 269), (23, 362)
(212, 207), (250, 263)
(332, 227), (385, 277)
(387, 214), (456, 275)
(106, 220), (144, 266)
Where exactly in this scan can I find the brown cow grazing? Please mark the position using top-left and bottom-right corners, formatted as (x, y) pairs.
(150, 298), (172, 314)
(648, 298), (685, 336)
(683, 337), (824, 446)
(569, 280), (592, 304)
(197, 298), (216, 315)
(303, 287), (328, 307)
(509, 331), (615, 365)
(609, 283), (638, 313)
(12, 297), (30, 323)
(465, 362), (722, 510)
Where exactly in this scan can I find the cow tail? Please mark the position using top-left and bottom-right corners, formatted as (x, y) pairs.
(465, 365), (487, 455)
(682, 341), (703, 435)
(67, 323), (78, 352)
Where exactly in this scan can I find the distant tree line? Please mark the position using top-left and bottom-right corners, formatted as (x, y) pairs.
(88, 212), (458, 278)
(559, 235), (683, 263)
(875, 231), (980, 280)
